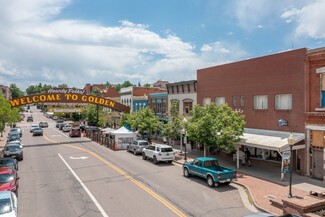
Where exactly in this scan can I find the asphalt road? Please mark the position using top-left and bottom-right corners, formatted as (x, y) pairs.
(16, 106), (252, 217)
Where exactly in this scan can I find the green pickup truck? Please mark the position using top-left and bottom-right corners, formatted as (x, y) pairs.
(183, 157), (237, 187)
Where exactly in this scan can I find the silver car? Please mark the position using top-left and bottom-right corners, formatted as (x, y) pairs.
(2, 143), (23, 161)
(39, 122), (48, 128)
(127, 140), (149, 155)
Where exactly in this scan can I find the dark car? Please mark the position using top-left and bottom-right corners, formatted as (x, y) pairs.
(10, 127), (22, 137)
(33, 127), (43, 136)
(2, 144), (23, 161)
(69, 128), (81, 137)
(27, 116), (33, 122)
(7, 133), (21, 143)
(0, 158), (18, 171)
(0, 167), (19, 195)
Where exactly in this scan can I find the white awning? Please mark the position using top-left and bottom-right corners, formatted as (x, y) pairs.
(238, 128), (305, 152)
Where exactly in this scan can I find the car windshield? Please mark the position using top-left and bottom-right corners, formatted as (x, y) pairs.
(0, 198), (12, 214)
(5, 146), (20, 151)
(0, 174), (14, 183)
(34, 128), (42, 131)
(204, 160), (219, 168)
(31, 125), (38, 128)
(0, 160), (14, 166)
(161, 148), (173, 152)
(10, 129), (18, 132)
(139, 142), (148, 146)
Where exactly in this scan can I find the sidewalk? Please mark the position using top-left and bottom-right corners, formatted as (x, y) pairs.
(172, 144), (325, 216)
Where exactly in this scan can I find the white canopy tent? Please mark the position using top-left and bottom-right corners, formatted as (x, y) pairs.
(110, 126), (137, 150)
(101, 127), (115, 134)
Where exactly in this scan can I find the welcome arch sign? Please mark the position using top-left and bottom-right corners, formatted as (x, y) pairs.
(9, 88), (130, 114)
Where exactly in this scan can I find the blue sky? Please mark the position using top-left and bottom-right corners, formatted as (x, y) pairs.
(0, 0), (324, 90)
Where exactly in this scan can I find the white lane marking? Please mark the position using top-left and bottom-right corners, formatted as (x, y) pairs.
(51, 127), (69, 138)
(58, 154), (109, 217)
(70, 156), (88, 160)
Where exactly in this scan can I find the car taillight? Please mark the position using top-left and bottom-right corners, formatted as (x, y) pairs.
(217, 174), (221, 179)
(137, 146), (139, 148)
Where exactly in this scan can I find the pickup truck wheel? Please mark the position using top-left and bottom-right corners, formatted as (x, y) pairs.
(142, 153), (147, 160)
(183, 168), (190, 177)
(207, 176), (215, 187)
(153, 156), (158, 164)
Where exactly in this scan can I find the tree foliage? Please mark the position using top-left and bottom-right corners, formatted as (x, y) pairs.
(9, 84), (24, 99)
(81, 104), (100, 126)
(90, 87), (101, 96)
(119, 107), (161, 142)
(0, 91), (21, 133)
(163, 102), (185, 141)
(143, 83), (151, 87)
(187, 103), (246, 154)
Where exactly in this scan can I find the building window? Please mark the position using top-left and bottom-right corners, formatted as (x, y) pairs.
(152, 101), (155, 114)
(215, 97), (225, 106)
(163, 101), (167, 114)
(184, 101), (193, 115)
(157, 100), (161, 114)
(233, 96), (236, 107)
(254, 95), (268, 109)
(202, 98), (211, 107)
(275, 94), (292, 110)
(240, 96), (244, 107)
(171, 100), (179, 114)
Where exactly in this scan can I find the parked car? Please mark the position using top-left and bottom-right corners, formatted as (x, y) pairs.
(6, 133), (20, 143)
(30, 110), (33, 113)
(2, 144), (23, 161)
(69, 128), (81, 137)
(62, 124), (72, 132)
(32, 127), (43, 136)
(26, 116), (33, 122)
(56, 120), (64, 128)
(53, 116), (58, 120)
(0, 191), (18, 217)
(0, 167), (19, 195)
(142, 144), (175, 164)
(30, 125), (38, 133)
(183, 157), (237, 187)
(39, 122), (48, 128)
(0, 158), (18, 171)
(127, 140), (149, 155)
(10, 128), (22, 137)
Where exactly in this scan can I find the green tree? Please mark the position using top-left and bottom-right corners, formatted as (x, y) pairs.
(81, 104), (101, 126)
(71, 112), (81, 122)
(0, 91), (21, 134)
(122, 81), (133, 88)
(187, 103), (246, 157)
(104, 82), (111, 88)
(138, 82), (141, 87)
(90, 87), (101, 96)
(9, 84), (24, 99)
(163, 102), (185, 143)
(143, 83), (150, 87)
(58, 84), (68, 88)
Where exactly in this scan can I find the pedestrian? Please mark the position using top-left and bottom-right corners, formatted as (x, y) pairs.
(245, 148), (252, 167)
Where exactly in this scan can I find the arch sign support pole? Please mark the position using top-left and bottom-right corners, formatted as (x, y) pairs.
(9, 88), (130, 114)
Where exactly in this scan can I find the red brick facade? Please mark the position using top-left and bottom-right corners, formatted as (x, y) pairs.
(197, 48), (307, 133)
(84, 83), (105, 95)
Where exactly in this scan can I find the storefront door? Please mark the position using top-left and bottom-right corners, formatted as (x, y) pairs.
(312, 149), (324, 180)
(296, 149), (300, 172)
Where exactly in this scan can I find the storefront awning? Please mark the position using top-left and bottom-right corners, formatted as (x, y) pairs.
(238, 128), (305, 152)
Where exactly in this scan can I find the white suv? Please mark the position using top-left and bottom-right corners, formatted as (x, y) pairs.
(142, 144), (175, 164)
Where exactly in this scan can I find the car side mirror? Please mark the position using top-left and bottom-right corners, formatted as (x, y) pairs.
(16, 177), (20, 180)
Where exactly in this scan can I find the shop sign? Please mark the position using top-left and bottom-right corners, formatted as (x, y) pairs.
(281, 151), (291, 173)
(48, 107), (82, 113)
(278, 119), (288, 126)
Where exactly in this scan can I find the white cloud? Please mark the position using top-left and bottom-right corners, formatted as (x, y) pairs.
(0, 0), (248, 89)
(257, 25), (263, 29)
(281, 0), (325, 39)
(227, 32), (234, 35)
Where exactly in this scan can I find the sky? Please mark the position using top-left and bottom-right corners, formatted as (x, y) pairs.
(0, 0), (325, 90)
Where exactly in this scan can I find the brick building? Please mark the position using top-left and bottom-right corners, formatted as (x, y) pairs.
(84, 83), (105, 95)
(154, 80), (169, 88)
(305, 47), (325, 180)
(197, 48), (308, 178)
(0, 85), (12, 100)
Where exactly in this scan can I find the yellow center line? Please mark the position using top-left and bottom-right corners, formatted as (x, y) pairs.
(43, 134), (187, 217)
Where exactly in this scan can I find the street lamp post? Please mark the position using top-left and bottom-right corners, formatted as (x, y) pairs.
(287, 133), (295, 198)
(182, 118), (188, 161)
